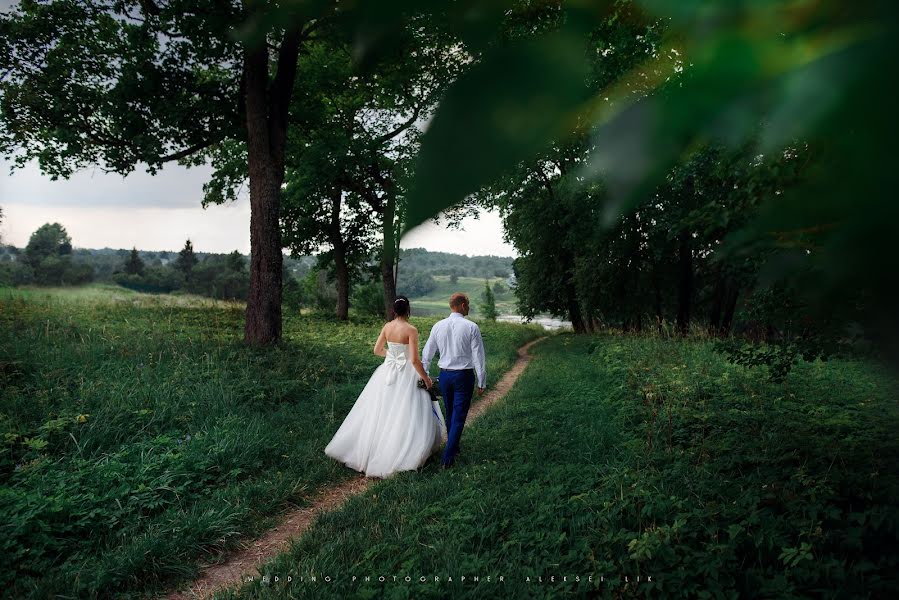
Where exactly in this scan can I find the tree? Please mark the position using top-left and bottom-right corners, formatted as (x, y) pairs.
(481, 280), (498, 321)
(397, 271), (437, 298)
(0, 1), (331, 345)
(278, 35), (381, 320)
(23, 222), (73, 286)
(226, 250), (245, 273)
(24, 223), (72, 269)
(175, 239), (197, 283)
(275, 18), (465, 321)
(123, 247), (145, 275)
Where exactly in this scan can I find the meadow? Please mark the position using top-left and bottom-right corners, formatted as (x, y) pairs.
(0, 284), (542, 599)
(218, 334), (899, 599)
(402, 275), (518, 317)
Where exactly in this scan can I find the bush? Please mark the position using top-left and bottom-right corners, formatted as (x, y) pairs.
(303, 269), (337, 312)
(352, 281), (384, 317)
(61, 262), (94, 285)
(481, 280), (498, 321)
(185, 260), (249, 300)
(0, 261), (34, 287)
(283, 273), (303, 312)
(397, 271), (437, 297)
(113, 266), (182, 294)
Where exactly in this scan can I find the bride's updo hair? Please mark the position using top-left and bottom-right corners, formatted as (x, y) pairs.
(393, 295), (411, 318)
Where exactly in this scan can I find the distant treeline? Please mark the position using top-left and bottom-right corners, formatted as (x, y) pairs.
(0, 223), (313, 301)
(397, 248), (512, 279)
(0, 226), (513, 311)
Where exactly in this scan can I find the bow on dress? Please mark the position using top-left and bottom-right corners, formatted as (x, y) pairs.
(383, 350), (407, 385)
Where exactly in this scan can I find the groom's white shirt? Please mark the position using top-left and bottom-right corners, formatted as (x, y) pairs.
(422, 312), (487, 388)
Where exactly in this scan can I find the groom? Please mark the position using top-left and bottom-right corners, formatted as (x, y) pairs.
(422, 292), (487, 469)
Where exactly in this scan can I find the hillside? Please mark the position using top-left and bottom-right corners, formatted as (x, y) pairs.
(396, 247), (514, 279)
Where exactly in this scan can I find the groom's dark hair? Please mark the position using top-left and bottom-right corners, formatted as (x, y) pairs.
(394, 295), (411, 317)
(449, 292), (469, 309)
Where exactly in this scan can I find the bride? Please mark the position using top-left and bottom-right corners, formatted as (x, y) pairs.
(324, 296), (447, 478)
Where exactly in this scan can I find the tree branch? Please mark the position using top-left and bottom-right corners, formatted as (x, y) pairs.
(268, 23), (307, 157)
(373, 101), (423, 145)
(139, 0), (161, 17)
(157, 137), (222, 163)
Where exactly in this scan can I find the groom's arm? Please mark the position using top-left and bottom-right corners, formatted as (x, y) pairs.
(421, 324), (439, 374)
(471, 325), (487, 390)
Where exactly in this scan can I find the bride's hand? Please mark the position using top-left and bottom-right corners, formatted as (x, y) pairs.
(424, 375), (433, 390)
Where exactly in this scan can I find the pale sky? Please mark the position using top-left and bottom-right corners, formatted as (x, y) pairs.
(0, 0), (516, 258)
(0, 158), (517, 257)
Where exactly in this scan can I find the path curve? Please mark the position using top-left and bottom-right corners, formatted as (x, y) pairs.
(165, 335), (547, 599)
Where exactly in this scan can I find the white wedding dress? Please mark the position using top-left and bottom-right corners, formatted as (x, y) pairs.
(324, 341), (447, 478)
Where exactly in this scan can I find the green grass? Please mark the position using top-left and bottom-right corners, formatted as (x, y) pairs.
(218, 333), (899, 599)
(0, 284), (543, 599)
(404, 275), (517, 317)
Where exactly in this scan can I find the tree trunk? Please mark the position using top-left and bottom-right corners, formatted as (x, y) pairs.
(676, 232), (693, 336)
(242, 25), (304, 346)
(243, 47), (282, 346)
(566, 282), (586, 334)
(652, 269), (663, 335)
(381, 188), (398, 320)
(708, 270), (726, 335)
(328, 189), (350, 320)
(721, 285), (740, 335)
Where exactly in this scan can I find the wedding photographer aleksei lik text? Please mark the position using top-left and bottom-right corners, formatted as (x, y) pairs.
(244, 572), (655, 587)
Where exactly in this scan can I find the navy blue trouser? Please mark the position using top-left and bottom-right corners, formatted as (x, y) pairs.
(439, 368), (475, 466)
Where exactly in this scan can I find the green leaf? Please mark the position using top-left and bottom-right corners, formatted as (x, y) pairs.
(403, 27), (593, 233)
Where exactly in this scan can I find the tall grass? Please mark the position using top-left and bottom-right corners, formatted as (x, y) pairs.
(218, 333), (899, 599)
(0, 285), (542, 599)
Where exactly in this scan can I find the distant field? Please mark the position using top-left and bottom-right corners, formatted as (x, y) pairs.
(401, 275), (517, 317)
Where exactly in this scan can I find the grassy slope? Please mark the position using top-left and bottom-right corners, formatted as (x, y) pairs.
(402, 275), (517, 317)
(221, 334), (899, 599)
(0, 284), (542, 599)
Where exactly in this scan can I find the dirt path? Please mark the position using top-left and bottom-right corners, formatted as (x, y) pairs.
(164, 336), (546, 599)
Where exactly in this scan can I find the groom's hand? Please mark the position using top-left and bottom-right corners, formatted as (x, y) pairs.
(477, 387), (485, 396)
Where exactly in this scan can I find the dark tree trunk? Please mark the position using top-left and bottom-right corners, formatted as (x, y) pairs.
(328, 189), (350, 320)
(628, 215), (643, 334)
(652, 269), (664, 335)
(566, 281), (586, 333)
(721, 285), (740, 335)
(242, 25), (304, 346)
(381, 188), (398, 321)
(243, 46), (283, 346)
(676, 232), (693, 336)
(708, 271), (726, 335)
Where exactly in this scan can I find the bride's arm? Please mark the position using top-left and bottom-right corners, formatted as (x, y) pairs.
(409, 329), (432, 388)
(373, 325), (388, 357)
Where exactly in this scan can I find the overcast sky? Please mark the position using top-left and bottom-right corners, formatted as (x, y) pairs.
(0, 0), (515, 257)
(0, 158), (517, 257)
